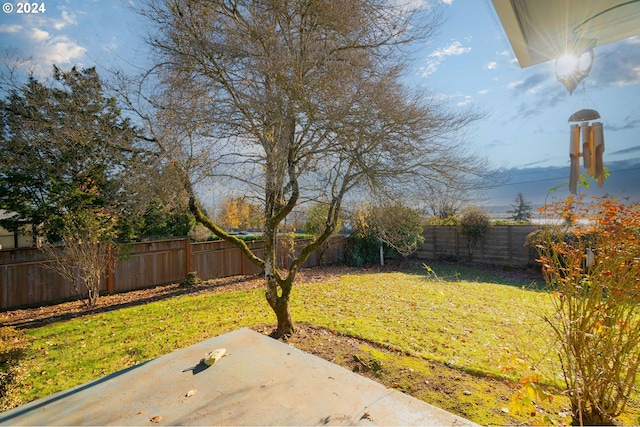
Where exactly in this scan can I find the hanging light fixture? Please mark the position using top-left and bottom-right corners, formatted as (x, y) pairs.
(555, 37), (596, 95)
(554, 1), (640, 94)
(568, 109), (605, 194)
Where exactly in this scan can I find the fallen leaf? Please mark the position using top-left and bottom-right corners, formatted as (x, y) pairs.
(150, 415), (163, 423)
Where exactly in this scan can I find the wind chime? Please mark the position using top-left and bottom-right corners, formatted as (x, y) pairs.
(568, 108), (605, 194)
(556, 43), (605, 195)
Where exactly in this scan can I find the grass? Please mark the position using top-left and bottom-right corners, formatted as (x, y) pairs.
(15, 289), (272, 403)
(294, 267), (554, 377)
(1, 263), (638, 425)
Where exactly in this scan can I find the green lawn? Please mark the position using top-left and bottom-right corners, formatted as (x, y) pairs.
(2, 264), (638, 424)
(294, 266), (554, 377)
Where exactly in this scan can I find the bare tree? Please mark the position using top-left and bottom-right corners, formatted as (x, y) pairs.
(40, 211), (112, 307)
(125, 0), (486, 337)
(427, 185), (470, 219)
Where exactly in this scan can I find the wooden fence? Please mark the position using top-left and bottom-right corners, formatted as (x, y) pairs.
(1, 226), (537, 311)
(418, 225), (537, 266)
(0, 237), (346, 310)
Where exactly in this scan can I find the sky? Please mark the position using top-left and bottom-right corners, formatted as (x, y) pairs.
(417, 1), (640, 171)
(0, 0), (639, 203)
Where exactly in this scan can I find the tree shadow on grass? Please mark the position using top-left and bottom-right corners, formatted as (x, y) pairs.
(0, 327), (29, 411)
(2, 275), (265, 330)
(398, 259), (547, 291)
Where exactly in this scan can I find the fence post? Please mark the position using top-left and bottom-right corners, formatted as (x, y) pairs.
(185, 238), (192, 278)
(241, 245), (247, 275)
(508, 226), (513, 265)
(432, 226), (437, 259)
(107, 245), (115, 294)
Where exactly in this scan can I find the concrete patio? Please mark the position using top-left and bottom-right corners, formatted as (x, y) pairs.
(0, 328), (476, 426)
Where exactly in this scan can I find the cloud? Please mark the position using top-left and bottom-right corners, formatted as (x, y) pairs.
(485, 61), (497, 70)
(507, 72), (548, 94)
(495, 49), (519, 66)
(52, 11), (78, 30)
(478, 89), (489, 95)
(1, 8), (87, 76)
(606, 115), (640, 132)
(420, 40), (471, 77)
(518, 159), (553, 168)
(508, 87), (566, 121)
(589, 37), (640, 87)
(30, 28), (50, 41)
(0, 24), (22, 33)
(456, 95), (472, 107)
(35, 38), (86, 66)
(430, 40), (471, 59)
(483, 137), (508, 149)
(609, 145), (640, 156)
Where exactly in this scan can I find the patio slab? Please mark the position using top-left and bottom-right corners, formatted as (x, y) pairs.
(0, 328), (476, 426)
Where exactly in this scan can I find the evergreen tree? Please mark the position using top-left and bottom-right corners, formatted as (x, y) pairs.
(0, 66), (143, 243)
(507, 192), (533, 222)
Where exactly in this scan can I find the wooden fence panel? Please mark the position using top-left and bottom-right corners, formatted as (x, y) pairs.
(192, 240), (245, 280)
(0, 248), (90, 309)
(418, 225), (536, 266)
(2, 227), (533, 311)
(113, 240), (187, 292)
(0, 236), (348, 309)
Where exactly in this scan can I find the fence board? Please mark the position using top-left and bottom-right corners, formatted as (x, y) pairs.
(2, 227), (533, 310)
(0, 248), (87, 309)
(1, 236), (347, 310)
(418, 225), (537, 266)
(114, 239), (189, 293)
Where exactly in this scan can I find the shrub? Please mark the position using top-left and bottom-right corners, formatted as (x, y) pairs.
(368, 203), (424, 257)
(459, 207), (491, 261)
(425, 215), (460, 226)
(180, 271), (201, 288)
(536, 195), (640, 425)
(345, 233), (387, 267)
(304, 203), (342, 237)
(345, 202), (423, 266)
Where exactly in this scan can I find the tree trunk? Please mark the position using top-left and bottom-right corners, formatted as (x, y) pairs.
(572, 403), (613, 426)
(263, 200), (295, 338)
(265, 276), (295, 338)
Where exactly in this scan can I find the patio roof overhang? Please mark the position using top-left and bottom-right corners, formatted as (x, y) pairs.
(491, 0), (640, 67)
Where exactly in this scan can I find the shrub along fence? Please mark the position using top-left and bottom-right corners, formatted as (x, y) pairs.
(418, 225), (537, 267)
(0, 236), (346, 310)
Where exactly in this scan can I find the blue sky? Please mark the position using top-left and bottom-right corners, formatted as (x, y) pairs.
(1, 0), (639, 174)
(418, 1), (640, 170)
